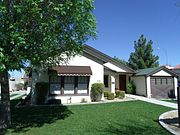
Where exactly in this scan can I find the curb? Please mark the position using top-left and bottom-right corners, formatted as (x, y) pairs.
(159, 110), (179, 135)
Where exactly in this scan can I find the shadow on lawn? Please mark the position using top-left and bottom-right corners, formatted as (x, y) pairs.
(100, 121), (168, 135)
(9, 99), (73, 133)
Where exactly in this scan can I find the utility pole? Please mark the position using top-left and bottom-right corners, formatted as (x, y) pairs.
(177, 87), (180, 127)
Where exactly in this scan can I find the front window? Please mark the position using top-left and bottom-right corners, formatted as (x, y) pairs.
(78, 76), (88, 94)
(50, 76), (61, 95)
(49, 75), (90, 95)
(64, 76), (75, 94)
(104, 75), (109, 87)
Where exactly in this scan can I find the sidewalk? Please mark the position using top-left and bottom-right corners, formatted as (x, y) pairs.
(10, 90), (27, 100)
(126, 94), (177, 109)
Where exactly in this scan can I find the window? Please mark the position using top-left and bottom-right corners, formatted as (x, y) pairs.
(49, 76), (61, 95)
(78, 76), (88, 84)
(78, 77), (88, 93)
(104, 75), (109, 87)
(50, 76), (61, 83)
(64, 76), (74, 84)
(151, 78), (156, 85)
(64, 77), (75, 94)
(167, 78), (173, 85)
(49, 75), (89, 95)
(161, 78), (167, 85)
(156, 78), (161, 85)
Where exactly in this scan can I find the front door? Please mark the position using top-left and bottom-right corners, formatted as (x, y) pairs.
(119, 75), (126, 91)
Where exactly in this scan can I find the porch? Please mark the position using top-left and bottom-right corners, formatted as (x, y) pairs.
(103, 65), (133, 94)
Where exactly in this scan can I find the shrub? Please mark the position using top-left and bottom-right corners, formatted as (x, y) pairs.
(91, 83), (104, 102)
(127, 80), (136, 94)
(115, 90), (125, 99)
(107, 93), (115, 100)
(35, 82), (49, 105)
(47, 99), (61, 105)
(104, 91), (110, 97)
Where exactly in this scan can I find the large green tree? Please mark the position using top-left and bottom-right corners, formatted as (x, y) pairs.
(113, 56), (128, 66)
(128, 35), (159, 70)
(0, 0), (96, 128)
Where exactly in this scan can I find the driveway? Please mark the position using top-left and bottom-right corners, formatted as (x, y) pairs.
(126, 94), (177, 109)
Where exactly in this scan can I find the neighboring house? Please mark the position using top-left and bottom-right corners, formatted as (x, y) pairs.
(31, 45), (135, 104)
(133, 66), (179, 99)
(9, 77), (26, 91)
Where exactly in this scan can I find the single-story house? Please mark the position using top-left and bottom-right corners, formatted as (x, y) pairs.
(133, 66), (179, 99)
(31, 45), (135, 104)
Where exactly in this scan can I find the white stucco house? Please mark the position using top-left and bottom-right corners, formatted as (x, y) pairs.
(133, 66), (179, 99)
(31, 45), (135, 104)
(31, 45), (179, 104)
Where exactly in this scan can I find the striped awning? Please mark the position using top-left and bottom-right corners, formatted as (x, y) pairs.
(49, 66), (92, 76)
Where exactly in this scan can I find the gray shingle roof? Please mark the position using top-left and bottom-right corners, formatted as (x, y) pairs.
(135, 66), (179, 77)
(135, 67), (160, 76)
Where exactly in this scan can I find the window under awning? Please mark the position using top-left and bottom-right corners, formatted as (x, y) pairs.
(49, 66), (92, 76)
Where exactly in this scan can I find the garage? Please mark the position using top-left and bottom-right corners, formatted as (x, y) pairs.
(150, 77), (175, 99)
(133, 66), (179, 99)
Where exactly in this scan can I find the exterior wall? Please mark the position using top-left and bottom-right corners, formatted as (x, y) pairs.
(132, 76), (146, 96)
(48, 95), (91, 104)
(152, 70), (171, 76)
(32, 54), (104, 104)
(9, 78), (25, 91)
(146, 76), (151, 98)
(104, 68), (116, 93)
(63, 55), (104, 90)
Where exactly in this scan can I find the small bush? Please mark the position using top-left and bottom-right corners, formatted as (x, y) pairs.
(35, 82), (49, 105)
(127, 80), (136, 94)
(47, 99), (61, 105)
(91, 83), (104, 102)
(107, 93), (115, 100)
(115, 90), (125, 99)
(104, 91), (110, 97)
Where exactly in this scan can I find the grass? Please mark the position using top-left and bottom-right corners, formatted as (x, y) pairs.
(6, 100), (172, 135)
(162, 99), (177, 104)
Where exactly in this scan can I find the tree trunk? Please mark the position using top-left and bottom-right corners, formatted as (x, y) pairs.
(0, 71), (11, 129)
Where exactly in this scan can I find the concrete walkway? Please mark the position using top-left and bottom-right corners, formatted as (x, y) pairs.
(126, 94), (177, 109)
(10, 90), (27, 100)
(159, 110), (180, 135)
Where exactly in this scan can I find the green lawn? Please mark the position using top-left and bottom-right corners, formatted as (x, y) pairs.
(6, 100), (172, 135)
(162, 99), (177, 104)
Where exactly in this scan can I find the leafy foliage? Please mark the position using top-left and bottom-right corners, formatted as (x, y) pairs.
(104, 90), (110, 97)
(114, 56), (128, 66)
(0, 0), (96, 71)
(128, 35), (159, 70)
(127, 81), (136, 94)
(115, 90), (125, 99)
(107, 93), (115, 100)
(91, 83), (104, 102)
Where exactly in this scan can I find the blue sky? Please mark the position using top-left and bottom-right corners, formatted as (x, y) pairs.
(87, 0), (180, 66)
(11, 0), (180, 78)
